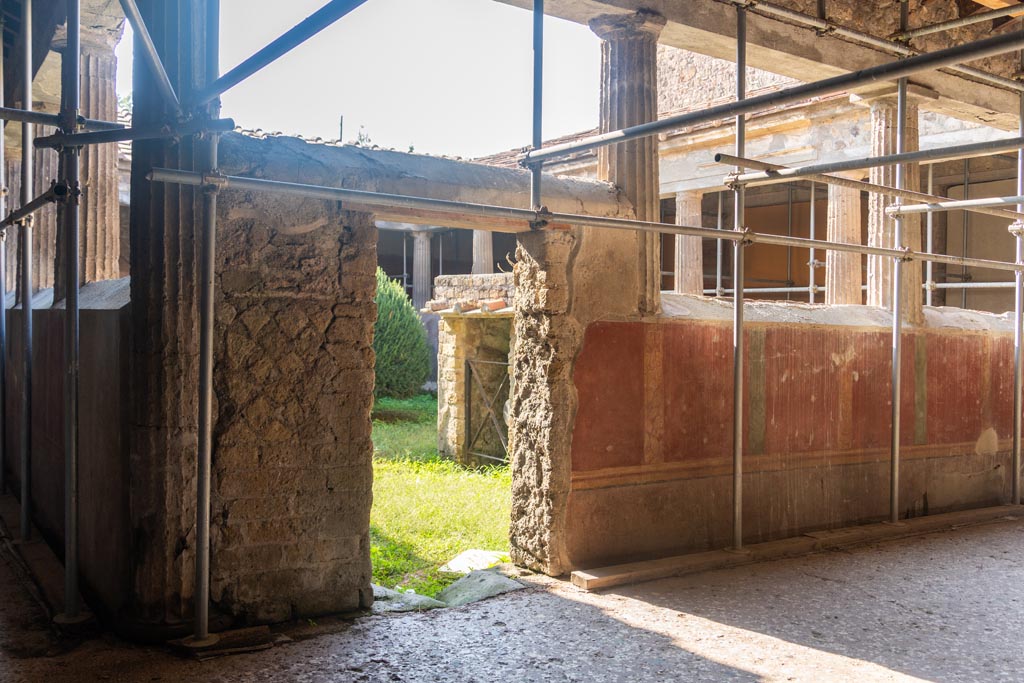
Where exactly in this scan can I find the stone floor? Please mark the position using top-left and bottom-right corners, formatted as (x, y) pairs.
(3, 518), (1024, 682)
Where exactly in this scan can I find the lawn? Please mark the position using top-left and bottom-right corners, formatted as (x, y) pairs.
(371, 395), (511, 597)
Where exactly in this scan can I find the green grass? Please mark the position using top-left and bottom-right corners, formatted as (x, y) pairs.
(371, 395), (511, 597)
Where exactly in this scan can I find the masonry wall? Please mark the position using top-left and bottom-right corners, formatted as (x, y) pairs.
(563, 299), (1015, 569)
(204, 134), (376, 622)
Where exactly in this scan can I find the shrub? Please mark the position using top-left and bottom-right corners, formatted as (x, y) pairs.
(373, 268), (431, 398)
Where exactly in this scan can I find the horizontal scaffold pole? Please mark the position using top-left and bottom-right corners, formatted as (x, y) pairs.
(717, 153), (1024, 222)
(147, 167), (1024, 275)
(729, 136), (1024, 188)
(887, 194), (1024, 217)
(0, 106), (122, 131)
(524, 30), (1024, 166)
(0, 182), (67, 229)
(34, 118), (236, 149)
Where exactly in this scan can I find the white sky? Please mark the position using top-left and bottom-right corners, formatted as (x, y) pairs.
(115, 0), (601, 159)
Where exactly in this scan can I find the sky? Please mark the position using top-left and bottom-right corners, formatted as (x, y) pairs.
(115, 0), (601, 159)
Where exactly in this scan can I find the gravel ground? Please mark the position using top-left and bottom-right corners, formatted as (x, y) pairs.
(3, 519), (1023, 682)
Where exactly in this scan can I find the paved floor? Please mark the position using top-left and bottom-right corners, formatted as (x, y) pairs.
(3, 518), (1024, 682)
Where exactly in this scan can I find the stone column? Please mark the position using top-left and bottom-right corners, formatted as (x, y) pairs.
(54, 26), (121, 302)
(862, 91), (923, 324)
(674, 191), (703, 295)
(590, 11), (666, 315)
(412, 230), (432, 310)
(825, 179), (863, 305)
(472, 230), (493, 274)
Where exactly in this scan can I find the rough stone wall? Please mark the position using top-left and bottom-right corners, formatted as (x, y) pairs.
(207, 134), (376, 622)
(431, 274), (514, 308)
(509, 231), (580, 575)
(657, 45), (796, 115)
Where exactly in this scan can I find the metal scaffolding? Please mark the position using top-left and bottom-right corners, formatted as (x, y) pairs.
(2, 0), (1024, 639)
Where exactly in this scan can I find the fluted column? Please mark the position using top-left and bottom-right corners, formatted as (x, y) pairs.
(54, 27), (121, 302)
(865, 94), (922, 324)
(412, 230), (432, 310)
(825, 179), (863, 305)
(590, 11), (666, 315)
(673, 191), (703, 295)
(472, 230), (493, 274)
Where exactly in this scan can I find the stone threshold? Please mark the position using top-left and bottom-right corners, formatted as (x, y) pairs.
(571, 504), (1024, 591)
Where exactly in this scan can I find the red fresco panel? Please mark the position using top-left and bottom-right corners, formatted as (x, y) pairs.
(762, 326), (844, 454)
(572, 322), (646, 471)
(926, 333), (986, 444)
(989, 334), (1014, 439)
(662, 321), (733, 463)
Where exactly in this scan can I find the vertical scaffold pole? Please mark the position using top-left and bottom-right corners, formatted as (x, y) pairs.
(193, 0), (221, 647)
(890, 74), (908, 524)
(530, 0), (543, 210)
(57, 0), (83, 623)
(732, 5), (747, 550)
(19, 0), (33, 543)
(1012, 56), (1024, 506)
(0, 18), (7, 498)
(716, 191), (724, 296)
(926, 164), (934, 307)
(809, 181), (817, 303)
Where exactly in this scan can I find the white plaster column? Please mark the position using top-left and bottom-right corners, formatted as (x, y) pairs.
(472, 230), (493, 274)
(590, 11), (666, 315)
(863, 92), (923, 324)
(825, 179), (863, 305)
(412, 230), (433, 310)
(674, 191), (703, 295)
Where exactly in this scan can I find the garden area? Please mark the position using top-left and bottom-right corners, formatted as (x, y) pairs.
(371, 269), (511, 598)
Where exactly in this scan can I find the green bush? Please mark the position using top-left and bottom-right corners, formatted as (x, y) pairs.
(373, 268), (431, 398)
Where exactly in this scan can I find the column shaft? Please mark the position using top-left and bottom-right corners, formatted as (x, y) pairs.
(674, 191), (703, 295)
(825, 182), (863, 305)
(472, 230), (493, 275)
(412, 231), (432, 310)
(591, 11), (666, 315)
(867, 98), (922, 323)
(55, 35), (120, 301)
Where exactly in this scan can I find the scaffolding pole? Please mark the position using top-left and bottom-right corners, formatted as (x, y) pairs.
(716, 191), (724, 296)
(525, 31), (1024, 166)
(0, 106), (122, 130)
(1014, 60), (1024, 506)
(729, 0), (1024, 94)
(117, 0), (181, 115)
(18, 0), (33, 544)
(718, 153), (1023, 222)
(893, 3), (1024, 42)
(886, 192), (1024, 217)
(890, 72), (908, 525)
(34, 117), (235, 149)
(191, 0), (368, 108)
(529, 0), (543, 210)
(0, 24), (6, 497)
(926, 165), (934, 306)
(729, 136), (1024, 188)
(191, 0), (222, 647)
(55, 0), (83, 624)
(809, 182), (817, 303)
(732, 5), (747, 552)
(146, 169), (1024, 275)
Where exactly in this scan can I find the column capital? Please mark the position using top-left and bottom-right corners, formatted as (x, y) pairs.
(848, 83), (938, 108)
(589, 11), (666, 42)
